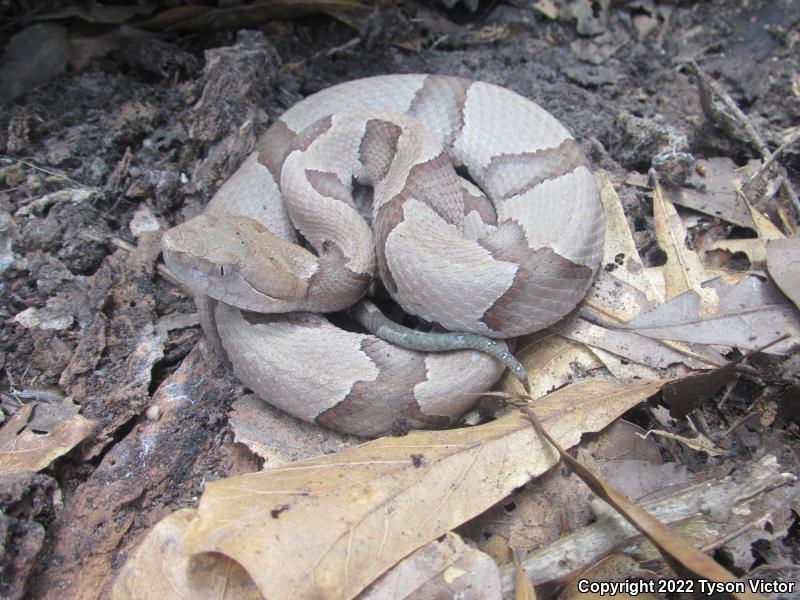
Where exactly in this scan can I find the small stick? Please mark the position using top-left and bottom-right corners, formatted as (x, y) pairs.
(748, 126), (800, 184)
(0, 155), (93, 189)
(688, 61), (800, 216)
(108, 235), (183, 287)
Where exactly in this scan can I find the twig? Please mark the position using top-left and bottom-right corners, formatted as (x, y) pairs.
(688, 62), (800, 216)
(521, 406), (767, 600)
(108, 235), (182, 287)
(500, 455), (795, 594)
(699, 510), (777, 554)
(0, 155), (93, 190)
(283, 37), (361, 71)
(579, 301), (726, 368)
(106, 147), (133, 195)
(325, 36), (361, 57)
(749, 126), (800, 183)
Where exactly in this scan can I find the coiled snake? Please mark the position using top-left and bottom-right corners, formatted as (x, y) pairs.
(162, 74), (604, 437)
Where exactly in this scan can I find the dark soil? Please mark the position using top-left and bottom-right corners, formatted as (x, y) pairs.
(0, 0), (798, 598)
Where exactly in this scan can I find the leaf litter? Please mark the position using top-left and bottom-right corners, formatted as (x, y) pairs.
(112, 379), (666, 599)
(103, 159), (800, 599)
(3, 3), (800, 598)
(111, 157), (800, 599)
(0, 402), (96, 474)
(520, 408), (769, 600)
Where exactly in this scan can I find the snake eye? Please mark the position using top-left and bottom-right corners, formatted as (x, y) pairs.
(217, 265), (225, 278)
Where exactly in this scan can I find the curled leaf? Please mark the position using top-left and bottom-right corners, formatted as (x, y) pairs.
(111, 509), (263, 600)
(128, 379), (665, 599)
(0, 405), (96, 474)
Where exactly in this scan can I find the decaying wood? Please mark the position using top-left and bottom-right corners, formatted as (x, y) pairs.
(501, 455), (797, 595)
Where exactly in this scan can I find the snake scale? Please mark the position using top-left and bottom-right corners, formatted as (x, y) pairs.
(162, 74), (605, 437)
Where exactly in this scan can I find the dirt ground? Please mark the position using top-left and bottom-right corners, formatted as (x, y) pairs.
(0, 0), (799, 598)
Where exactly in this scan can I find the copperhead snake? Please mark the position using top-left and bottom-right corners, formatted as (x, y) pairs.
(162, 74), (604, 437)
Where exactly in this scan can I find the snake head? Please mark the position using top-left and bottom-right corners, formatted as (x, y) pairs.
(161, 214), (318, 312)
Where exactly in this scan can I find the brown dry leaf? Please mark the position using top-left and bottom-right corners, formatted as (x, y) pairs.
(644, 265), (666, 300)
(464, 421), (665, 557)
(515, 557), (537, 600)
(707, 192), (786, 269)
(0, 405), (96, 474)
(615, 275), (800, 354)
(596, 173), (663, 302)
(662, 158), (756, 228)
(170, 379), (665, 599)
(521, 408), (766, 600)
(652, 264), (750, 289)
(361, 532), (501, 599)
(661, 361), (737, 418)
(766, 237), (800, 310)
(742, 192), (785, 241)
(580, 175), (661, 326)
(594, 458), (688, 502)
(111, 509), (264, 600)
(644, 429), (725, 457)
(573, 175), (723, 374)
(585, 422), (688, 502)
(497, 335), (603, 399)
(657, 332), (787, 418)
(229, 394), (359, 467)
(652, 175), (718, 314)
(557, 553), (658, 600)
(708, 238), (767, 268)
(553, 318), (716, 371)
(706, 267), (750, 285)
(584, 420), (661, 463)
(502, 452), (598, 554)
(582, 270), (656, 322)
(142, 0), (383, 32)
(587, 347), (663, 379)
(465, 421), (651, 556)
(507, 425), (685, 553)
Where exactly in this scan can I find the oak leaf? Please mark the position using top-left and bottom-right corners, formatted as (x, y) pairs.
(615, 276), (800, 354)
(115, 379), (666, 600)
(766, 237), (800, 310)
(652, 175), (718, 314)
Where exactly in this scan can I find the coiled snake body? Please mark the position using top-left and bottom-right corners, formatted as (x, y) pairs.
(163, 75), (604, 437)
